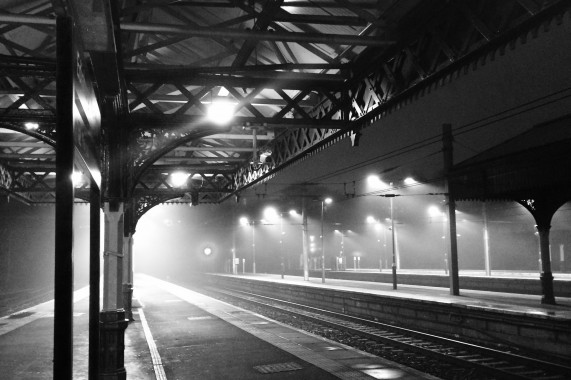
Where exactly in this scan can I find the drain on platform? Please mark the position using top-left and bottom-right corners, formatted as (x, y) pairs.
(253, 362), (303, 374)
(8, 311), (34, 319)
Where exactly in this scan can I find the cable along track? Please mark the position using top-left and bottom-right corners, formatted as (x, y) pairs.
(205, 286), (571, 380)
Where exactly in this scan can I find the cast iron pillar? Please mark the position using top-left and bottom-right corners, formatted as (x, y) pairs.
(122, 203), (134, 322)
(100, 202), (128, 380)
(89, 182), (101, 379)
(519, 195), (567, 305)
(536, 223), (555, 305)
(54, 15), (74, 380)
(122, 232), (134, 322)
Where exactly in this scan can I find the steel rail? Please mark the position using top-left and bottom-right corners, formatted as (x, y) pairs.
(209, 286), (571, 380)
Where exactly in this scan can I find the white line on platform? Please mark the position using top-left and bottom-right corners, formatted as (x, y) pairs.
(137, 307), (168, 380)
(140, 274), (379, 380)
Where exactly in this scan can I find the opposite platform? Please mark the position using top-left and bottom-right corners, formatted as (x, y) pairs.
(205, 273), (571, 359)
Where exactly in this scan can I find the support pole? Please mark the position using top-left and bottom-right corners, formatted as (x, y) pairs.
(302, 199), (309, 281)
(537, 224), (555, 304)
(483, 202), (491, 276)
(122, 232), (134, 322)
(100, 202), (128, 380)
(252, 223), (256, 274)
(390, 196), (397, 290)
(321, 200), (326, 283)
(443, 124), (460, 296)
(54, 15), (74, 380)
(88, 181), (100, 379)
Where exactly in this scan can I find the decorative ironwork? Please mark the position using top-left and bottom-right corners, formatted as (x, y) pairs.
(230, 0), (570, 196)
(0, 163), (12, 189)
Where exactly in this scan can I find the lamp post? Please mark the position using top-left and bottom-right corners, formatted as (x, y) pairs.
(239, 217), (256, 274)
(321, 198), (332, 283)
(366, 216), (385, 272)
(280, 212), (285, 279)
(378, 194), (399, 289)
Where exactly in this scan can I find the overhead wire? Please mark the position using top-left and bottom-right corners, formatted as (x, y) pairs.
(294, 86), (571, 186)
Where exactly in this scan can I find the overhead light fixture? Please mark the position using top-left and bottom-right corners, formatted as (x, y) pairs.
(71, 171), (83, 187)
(170, 172), (189, 187)
(25, 122), (39, 130)
(207, 97), (235, 126)
(404, 177), (418, 185)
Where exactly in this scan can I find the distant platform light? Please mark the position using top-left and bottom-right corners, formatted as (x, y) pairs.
(25, 122), (39, 130)
(207, 98), (235, 125)
(404, 177), (418, 185)
(428, 205), (443, 217)
(170, 172), (189, 187)
(203, 247), (212, 256)
(263, 206), (279, 222)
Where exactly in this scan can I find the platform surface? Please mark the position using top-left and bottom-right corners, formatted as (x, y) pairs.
(0, 274), (438, 379)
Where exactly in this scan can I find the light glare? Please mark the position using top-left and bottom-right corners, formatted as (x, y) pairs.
(207, 98), (235, 125)
(71, 171), (83, 186)
(428, 205), (443, 217)
(170, 172), (189, 187)
(404, 177), (418, 185)
(263, 206), (279, 222)
(25, 122), (39, 130)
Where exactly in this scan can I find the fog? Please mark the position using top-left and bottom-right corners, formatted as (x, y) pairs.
(0, 194), (569, 300)
(133, 196), (571, 280)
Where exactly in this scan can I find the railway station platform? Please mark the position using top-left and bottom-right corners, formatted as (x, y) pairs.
(0, 274), (437, 380)
(204, 272), (571, 361)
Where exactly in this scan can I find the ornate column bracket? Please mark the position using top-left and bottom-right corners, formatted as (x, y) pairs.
(0, 163), (12, 190)
(518, 194), (569, 305)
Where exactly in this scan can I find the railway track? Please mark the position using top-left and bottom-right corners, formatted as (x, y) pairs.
(204, 285), (571, 380)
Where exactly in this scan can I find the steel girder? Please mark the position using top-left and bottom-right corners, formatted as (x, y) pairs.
(1, 0), (568, 210)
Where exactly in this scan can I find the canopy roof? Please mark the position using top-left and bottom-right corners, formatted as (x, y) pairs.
(450, 115), (571, 202)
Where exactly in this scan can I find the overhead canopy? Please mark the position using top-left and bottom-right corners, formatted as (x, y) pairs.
(449, 115), (571, 202)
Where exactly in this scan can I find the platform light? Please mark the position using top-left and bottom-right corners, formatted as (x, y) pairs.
(203, 247), (212, 256)
(239, 216), (249, 226)
(24, 122), (39, 130)
(366, 215), (376, 224)
(289, 209), (298, 217)
(324, 197), (332, 205)
(404, 177), (418, 185)
(170, 172), (189, 187)
(71, 171), (84, 187)
(366, 175), (390, 191)
(367, 174), (382, 186)
(263, 206), (279, 222)
(207, 98), (235, 125)
(428, 205), (443, 218)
